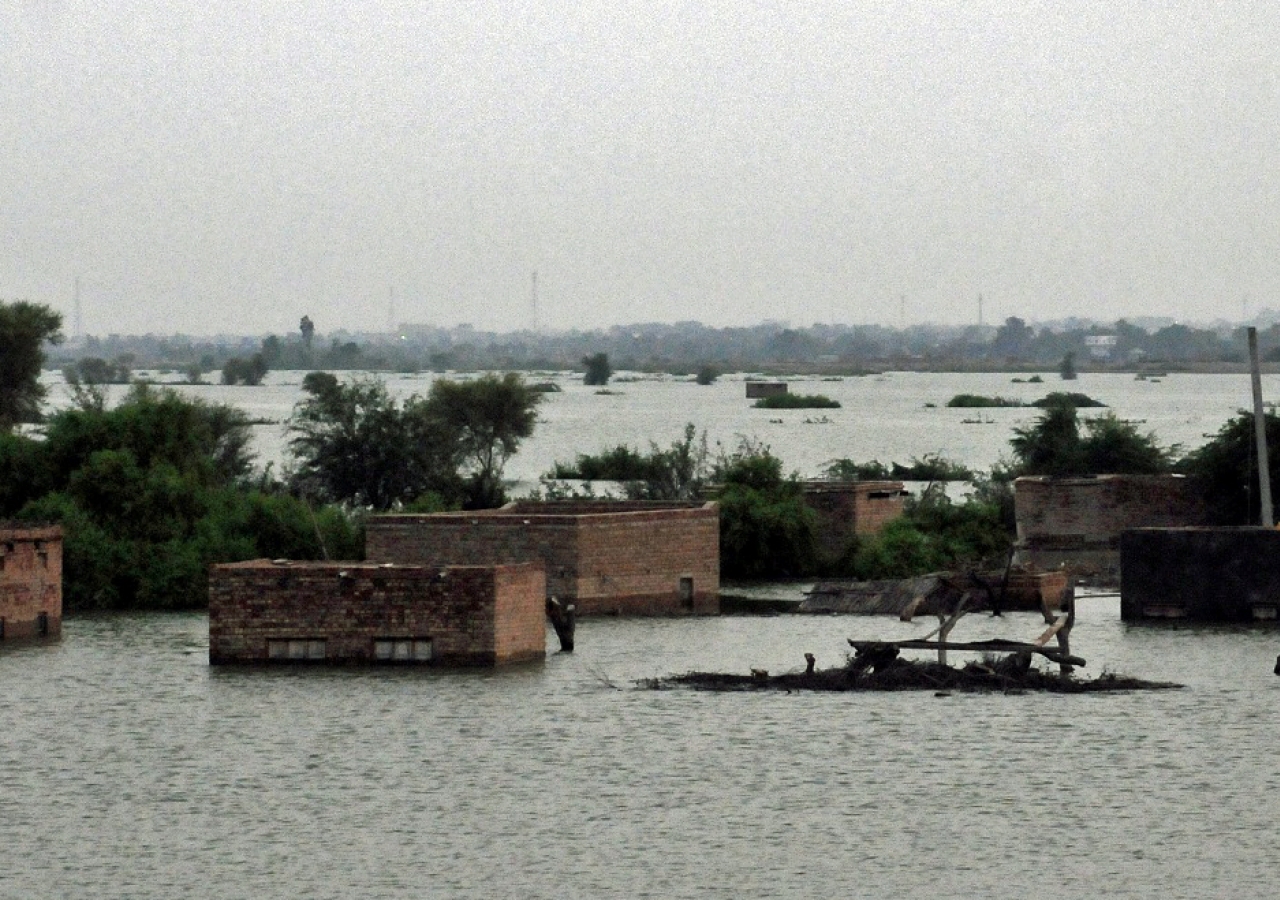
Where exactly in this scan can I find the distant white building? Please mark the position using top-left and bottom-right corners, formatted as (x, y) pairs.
(1085, 334), (1117, 359)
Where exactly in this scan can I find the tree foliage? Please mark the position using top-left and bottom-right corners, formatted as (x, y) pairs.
(582, 352), (612, 386)
(1009, 401), (1170, 477)
(3, 385), (357, 610)
(0, 300), (63, 430)
(221, 353), (269, 386)
(713, 439), (817, 578)
(548, 424), (709, 501)
(1178, 411), (1280, 525)
(425, 373), (541, 508)
(287, 372), (541, 510)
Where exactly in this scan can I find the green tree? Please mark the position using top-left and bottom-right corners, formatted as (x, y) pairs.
(1010, 401), (1171, 477)
(582, 352), (612, 386)
(1179, 411), (1280, 525)
(221, 353), (269, 385)
(1009, 403), (1084, 476)
(11, 385), (354, 610)
(287, 373), (457, 510)
(425, 373), (541, 508)
(712, 439), (817, 578)
(0, 301), (63, 430)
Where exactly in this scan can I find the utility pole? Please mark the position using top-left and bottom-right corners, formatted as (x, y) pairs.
(1248, 326), (1273, 526)
(531, 271), (539, 333)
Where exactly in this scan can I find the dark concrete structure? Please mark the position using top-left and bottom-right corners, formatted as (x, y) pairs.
(1121, 527), (1280, 621)
(745, 381), (787, 399)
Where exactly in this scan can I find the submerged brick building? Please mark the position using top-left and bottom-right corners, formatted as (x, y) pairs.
(365, 501), (720, 616)
(800, 481), (907, 561)
(1014, 474), (1205, 581)
(0, 525), (63, 640)
(208, 560), (546, 666)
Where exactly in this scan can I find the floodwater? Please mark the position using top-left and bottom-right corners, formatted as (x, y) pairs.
(9, 370), (1280, 898)
(4, 601), (1280, 899)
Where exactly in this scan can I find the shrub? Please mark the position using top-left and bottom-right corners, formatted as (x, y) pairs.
(752, 393), (841, 409)
(946, 394), (1024, 408)
(1031, 392), (1105, 408)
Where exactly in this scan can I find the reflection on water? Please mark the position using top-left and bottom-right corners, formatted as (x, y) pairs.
(5, 602), (1280, 900)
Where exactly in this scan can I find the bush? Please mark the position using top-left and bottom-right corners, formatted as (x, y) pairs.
(1031, 392), (1105, 408)
(847, 486), (1012, 579)
(695, 365), (719, 385)
(582, 352), (612, 386)
(752, 393), (841, 409)
(946, 394), (1024, 408)
(1179, 411), (1280, 525)
(824, 454), (973, 481)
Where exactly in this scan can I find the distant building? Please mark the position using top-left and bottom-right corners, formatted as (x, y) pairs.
(0, 525), (63, 641)
(745, 382), (787, 399)
(365, 501), (719, 616)
(209, 560), (546, 666)
(1085, 334), (1117, 359)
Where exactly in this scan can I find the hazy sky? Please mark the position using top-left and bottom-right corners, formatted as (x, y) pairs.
(4, 1), (1278, 337)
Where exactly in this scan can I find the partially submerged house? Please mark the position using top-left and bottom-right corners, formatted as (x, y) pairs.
(745, 381), (787, 399)
(1121, 527), (1280, 622)
(208, 560), (547, 665)
(0, 524), (63, 641)
(365, 500), (720, 616)
(800, 480), (908, 561)
(1015, 474), (1205, 581)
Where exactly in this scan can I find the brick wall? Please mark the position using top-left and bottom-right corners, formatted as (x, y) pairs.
(1014, 475), (1206, 580)
(0, 525), (63, 640)
(209, 560), (545, 666)
(366, 502), (720, 616)
(800, 482), (907, 560)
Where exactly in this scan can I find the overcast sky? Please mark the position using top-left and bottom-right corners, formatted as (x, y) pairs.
(3, 1), (1278, 337)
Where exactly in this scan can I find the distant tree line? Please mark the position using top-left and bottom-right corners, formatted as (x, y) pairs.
(43, 314), (1280, 379)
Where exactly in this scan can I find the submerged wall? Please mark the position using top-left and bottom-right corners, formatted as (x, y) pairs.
(366, 501), (719, 616)
(1015, 475), (1205, 581)
(1120, 527), (1280, 621)
(209, 560), (547, 665)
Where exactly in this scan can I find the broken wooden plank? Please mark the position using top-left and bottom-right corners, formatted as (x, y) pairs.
(847, 638), (1086, 668)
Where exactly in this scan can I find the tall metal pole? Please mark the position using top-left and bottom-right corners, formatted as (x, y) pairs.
(1248, 327), (1273, 526)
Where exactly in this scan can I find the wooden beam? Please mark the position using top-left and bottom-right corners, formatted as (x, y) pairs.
(848, 638), (1086, 668)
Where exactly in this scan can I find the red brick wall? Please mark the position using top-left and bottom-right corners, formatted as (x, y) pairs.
(800, 482), (906, 560)
(366, 502), (720, 616)
(1014, 475), (1206, 580)
(1015, 475), (1205, 545)
(208, 560), (545, 666)
(0, 526), (63, 639)
(572, 511), (719, 615)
